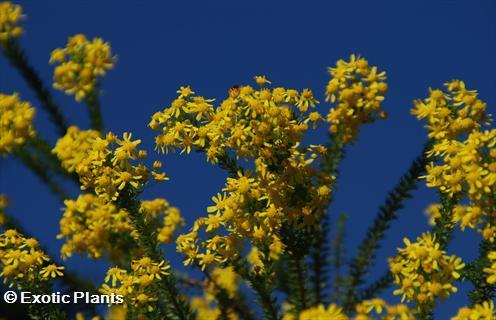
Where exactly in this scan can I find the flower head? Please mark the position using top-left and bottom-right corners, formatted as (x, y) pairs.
(50, 34), (116, 101)
(0, 1), (23, 44)
(0, 93), (35, 155)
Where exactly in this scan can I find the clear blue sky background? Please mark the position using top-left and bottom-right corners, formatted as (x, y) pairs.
(1, 0), (495, 318)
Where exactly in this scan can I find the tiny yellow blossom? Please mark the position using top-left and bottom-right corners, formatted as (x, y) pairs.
(451, 300), (495, 320)
(39, 264), (64, 279)
(0, 1), (23, 44)
(50, 34), (116, 101)
(101, 258), (170, 315)
(325, 55), (388, 143)
(389, 232), (464, 309)
(0, 93), (36, 155)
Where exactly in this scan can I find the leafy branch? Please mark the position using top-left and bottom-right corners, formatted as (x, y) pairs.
(342, 141), (431, 311)
(2, 40), (68, 136)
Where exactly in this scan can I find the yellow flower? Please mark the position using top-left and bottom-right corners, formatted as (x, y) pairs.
(39, 264), (64, 279)
(296, 89), (319, 113)
(413, 81), (496, 241)
(325, 54), (388, 143)
(484, 251), (496, 285)
(50, 34), (116, 101)
(52, 126), (101, 172)
(389, 232), (464, 308)
(58, 194), (135, 260)
(254, 75), (271, 87)
(299, 304), (348, 320)
(101, 258), (170, 315)
(354, 298), (415, 320)
(0, 230), (55, 287)
(424, 204), (441, 226)
(0, 93), (36, 155)
(451, 301), (495, 320)
(0, 1), (23, 44)
(210, 266), (238, 298)
(54, 129), (166, 201)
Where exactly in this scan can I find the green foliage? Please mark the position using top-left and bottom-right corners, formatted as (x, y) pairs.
(117, 188), (194, 320)
(2, 40), (68, 136)
(309, 213), (331, 305)
(329, 212), (348, 303)
(463, 241), (496, 306)
(84, 87), (104, 132)
(342, 142), (431, 311)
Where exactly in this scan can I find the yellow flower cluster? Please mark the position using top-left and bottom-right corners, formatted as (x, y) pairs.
(176, 145), (332, 270)
(389, 232), (464, 308)
(191, 296), (238, 320)
(424, 204), (442, 226)
(0, 1), (22, 44)
(150, 80), (320, 164)
(52, 126), (101, 173)
(140, 198), (184, 244)
(354, 298), (415, 320)
(325, 55), (388, 143)
(58, 194), (136, 261)
(412, 81), (496, 242)
(451, 301), (495, 320)
(411, 81), (488, 140)
(0, 93), (35, 155)
(59, 194), (184, 261)
(151, 78), (336, 272)
(283, 299), (414, 320)
(484, 251), (496, 285)
(298, 304), (348, 320)
(0, 229), (64, 288)
(191, 267), (239, 320)
(53, 127), (168, 201)
(247, 246), (265, 274)
(424, 203), (475, 228)
(101, 257), (170, 313)
(50, 34), (115, 101)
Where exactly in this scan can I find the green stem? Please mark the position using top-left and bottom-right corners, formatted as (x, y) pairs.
(330, 212), (347, 303)
(2, 40), (68, 136)
(217, 151), (243, 177)
(342, 141), (431, 312)
(309, 134), (345, 305)
(1, 213), (98, 315)
(118, 192), (193, 320)
(248, 275), (280, 320)
(202, 270), (255, 320)
(418, 310), (434, 320)
(22, 279), (66, 320)
(84, 89), (104, 132)
(28, 135), (80, 185)
(14, 148), (68, 201)
(354, 272), (392, 303)
(238, 253), (280, 320)
(432, 193), (456, 250)
(321, 134), (345, 179)
(310, 213), (329, 305)
(464, 240), (496, 306)
(289, 254), (309, 313)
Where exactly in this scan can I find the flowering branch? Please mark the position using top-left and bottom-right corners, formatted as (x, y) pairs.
(329, 212), (347, 303)
(117, 190), (194, 320)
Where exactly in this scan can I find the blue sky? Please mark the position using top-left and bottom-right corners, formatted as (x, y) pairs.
(1, 0), (495, 318)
